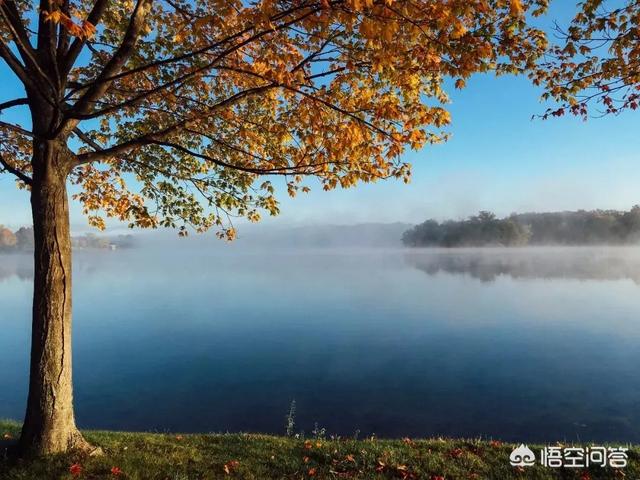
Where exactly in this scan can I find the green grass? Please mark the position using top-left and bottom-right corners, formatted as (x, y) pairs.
(0, 420), (637, 479)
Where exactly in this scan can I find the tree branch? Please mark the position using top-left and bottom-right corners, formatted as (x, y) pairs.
(64, 4), (322, 122)
(63, 2), (325, 100)
(0, 152), (32, 185)
(61, 0), (110, 74)
(72, 127), (103, 151)
(0, 39), (38, 91)
(0, 98), (28, 112)
(0, 2), (43, 75)
(61, 0), (152, 133)
(56, 0), (71, 64)
(74, 84), (274, 164)
(0, 120), (34, 137)
(37, 0), (60, 82)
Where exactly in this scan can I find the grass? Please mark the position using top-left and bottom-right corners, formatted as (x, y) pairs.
(0, 420), (637, 480)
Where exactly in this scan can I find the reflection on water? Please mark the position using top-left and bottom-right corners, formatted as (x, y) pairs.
(0, 253), (33, 282)
(1, 247), (640, 442)
(405, 247), (640, 283)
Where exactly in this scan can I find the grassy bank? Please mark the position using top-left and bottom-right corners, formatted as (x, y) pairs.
(1, 420), (637, 479)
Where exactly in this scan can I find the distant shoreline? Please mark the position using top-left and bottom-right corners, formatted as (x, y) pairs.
(403, 208), (640, 248)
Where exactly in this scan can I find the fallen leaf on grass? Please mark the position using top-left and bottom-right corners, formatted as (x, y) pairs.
(223, 460), (239, 475)
(69, 463), (82, 477)
(448, 448), (464, 459)
(110, 466), (122, 476)
(398, 466), (416, 480)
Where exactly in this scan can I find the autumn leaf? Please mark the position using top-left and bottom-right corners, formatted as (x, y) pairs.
(69, 463), (82, 477)
(110, 466), (122, 476)
(82, 21), (97, 39)
(448, 447), (464, 459)
(42, 9), (64, 23)
(510, 0), (524, 17)
(223, 460), (239, 475)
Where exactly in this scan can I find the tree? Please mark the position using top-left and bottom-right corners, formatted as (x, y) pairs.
(14, 226), (34, 249)
(534, 0), (640, 118)
(0, 225), (17, 249)
(0, 0), (546, 455)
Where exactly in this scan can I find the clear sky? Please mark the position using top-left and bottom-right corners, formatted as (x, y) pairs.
(1, 3), (640, 232)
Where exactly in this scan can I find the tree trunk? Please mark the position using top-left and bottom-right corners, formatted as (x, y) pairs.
(19, 140), (93, 456)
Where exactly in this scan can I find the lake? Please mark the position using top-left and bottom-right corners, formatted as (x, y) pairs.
(1, 247), (639, 442)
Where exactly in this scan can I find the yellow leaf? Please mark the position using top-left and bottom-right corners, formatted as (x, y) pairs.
(510, 0), (524, 16)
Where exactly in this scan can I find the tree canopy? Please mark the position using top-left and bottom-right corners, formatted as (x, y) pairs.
(534, 0), (640, 118)
(1, 0), (547, 237)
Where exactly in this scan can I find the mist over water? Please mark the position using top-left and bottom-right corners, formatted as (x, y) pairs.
(1, 246), (640, 442)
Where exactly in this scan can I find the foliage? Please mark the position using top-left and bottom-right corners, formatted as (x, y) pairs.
(13, 227), (34, 249)
(0, 225), (17, 249)
(1, 421), (638, 480)
(402, 211), (530, 247)
(534, 0), (640, 118)
(402, 206), (640, 247)
(1, 0), (547, 237)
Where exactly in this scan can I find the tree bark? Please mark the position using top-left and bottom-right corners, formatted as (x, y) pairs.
(19, 140), (93, 456)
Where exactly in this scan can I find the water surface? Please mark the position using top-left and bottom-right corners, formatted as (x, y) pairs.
(1, 247), (639, 442)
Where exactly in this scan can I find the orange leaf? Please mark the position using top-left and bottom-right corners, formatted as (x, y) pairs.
(510, 0), (524, 16)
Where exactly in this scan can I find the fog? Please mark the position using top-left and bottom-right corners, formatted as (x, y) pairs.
(5, 243), (640, 284)
(405, 246), (640, 283)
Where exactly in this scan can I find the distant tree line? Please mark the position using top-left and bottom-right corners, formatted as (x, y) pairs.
(0, 226), (35, 251)
(402, 207), (640, 247)
(0, 226), (135, 252)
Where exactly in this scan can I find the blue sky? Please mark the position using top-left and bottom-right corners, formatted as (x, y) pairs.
(1, 3), (640, 231)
